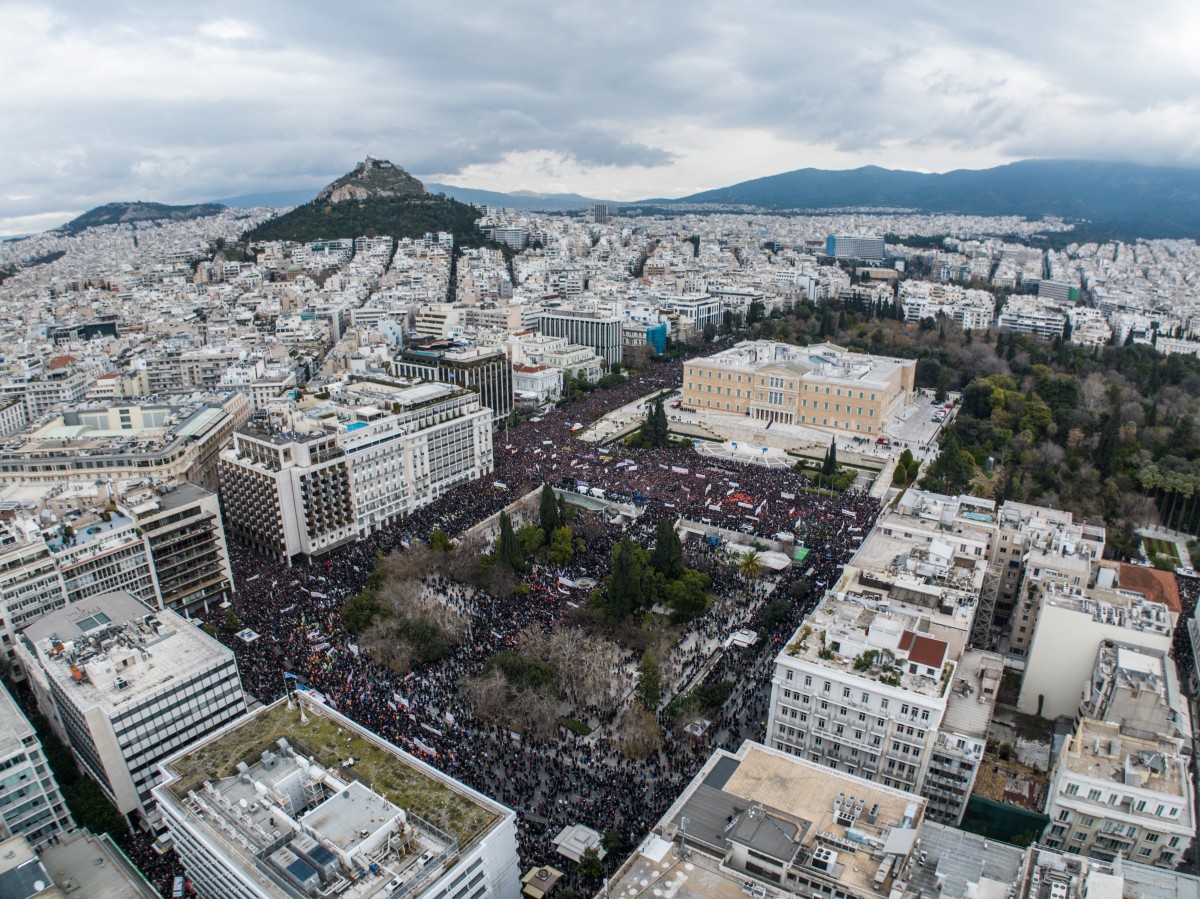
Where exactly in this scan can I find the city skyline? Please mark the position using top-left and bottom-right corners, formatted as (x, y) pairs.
(3, 0), (1200, 236)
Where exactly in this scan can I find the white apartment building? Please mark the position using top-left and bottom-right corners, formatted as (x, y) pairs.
(220, 384), (493, 560)
(0, 392), (252, 493)
(1043, 718), (1193, 869)
(154, 694), (521, 899)
(998, 296), (1068, 339)
(0, 521), (69, 679)
(45, 511), (162, 610)
(768, 595), (999, 825)
(606, 740), (929, 899)
(0, 362), (101, 420)
(219, 361), (298, 413)
(655, 293), (723, 333)
(0, 681), (73, 847)
(899, 281), (995, 331)
(989, 502), (1105, 645)
(18, 592), (248, 830)
(512, 364), (561, 407)
(1017, 564), (1176, 719)
(0, 396), (27, 437)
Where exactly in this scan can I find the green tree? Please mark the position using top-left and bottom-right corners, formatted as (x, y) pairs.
(539, 483), (560, 534)
(635, 652), (662, 709)
(643, 397), (670, 448)
(578, 846), (603, 883)
(517, 523), (546, 557)
(703, 322), (718, 343)
(737, 549), (763, 583)
(665, 568), (711, 623)
(650, 517), (683, 580)
(919, 429), (976, 495)
(497, 511), (521, 570)
(821, 437), (838, 476)
(607, 537), (651, 621)
(429, 528), (452, 552)
(747, 299), (765, 325)
(548, 525), (575, 565)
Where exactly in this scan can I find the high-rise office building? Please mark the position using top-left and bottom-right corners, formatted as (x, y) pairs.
(18, 592), (248, 830)
(825, 235), (887, 260)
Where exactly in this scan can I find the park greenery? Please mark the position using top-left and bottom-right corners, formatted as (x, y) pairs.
(599, 518), (713, 625)
(340, 548), (468, 673)
(749, 294), (1200, 564)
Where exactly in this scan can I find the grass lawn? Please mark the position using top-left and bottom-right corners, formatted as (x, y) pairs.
(1143, 536), (1181, 564)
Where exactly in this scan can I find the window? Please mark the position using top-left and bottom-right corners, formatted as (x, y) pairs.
(1088, 789), (1102, 802)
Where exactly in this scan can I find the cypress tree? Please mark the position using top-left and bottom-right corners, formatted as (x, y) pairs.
(651, 516), (683, 580)
(538, 483), (560, 535)
(608, 537), (642, 621)
(821, 437), (838, 476)
(497, 511), (520, 570)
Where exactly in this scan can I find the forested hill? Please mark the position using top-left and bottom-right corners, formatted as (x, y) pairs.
(61, 202), (226, 234)
(242, 158), (493, 248)
(667, 159), (1200, 239)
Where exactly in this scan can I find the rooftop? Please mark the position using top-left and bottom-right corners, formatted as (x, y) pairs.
(941, 650), (1004, 740)
(37, 829), (160, 899)
(1060, 718), (1190, 803)
(161, 696), (501, 849)
(22, 592), (234, 713)
(906, 822), (1025, 899)
(608, 742), (925, 899)
(0, 680), (35, 762)
(1118, 563), (1182, 614)
(696, 340), (910, 384)
(783, 596), (955, 698)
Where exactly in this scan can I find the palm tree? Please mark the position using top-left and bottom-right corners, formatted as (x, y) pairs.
(737, 549), (763, 583)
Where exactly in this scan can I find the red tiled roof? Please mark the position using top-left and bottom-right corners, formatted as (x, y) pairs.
(900, 630), (947, 669)
(46, 354), (77, 369)
(513, 364), (550, 373)
(1119, 563), (1182, 614)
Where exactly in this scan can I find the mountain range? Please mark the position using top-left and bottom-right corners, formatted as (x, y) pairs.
(656, 159), (1200, 238)
(55, 158), (1200, 241)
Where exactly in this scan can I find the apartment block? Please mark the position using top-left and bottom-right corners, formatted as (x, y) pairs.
(154, 694), (521, 899)
(18, 592), (248, 830)
(218, 411), (357, 563)
(1043, 718), (1193, 868)
(392, 341), (513, 422)
(221, 384), (493, 561)
(1018, 562), (1176, 719)
(768, 592), (1000, 826)
(128, 482), (235, 618)
(0, 681), (73, 847)
(826, 235), (887, 260)
(537, 306), (623, 367)
(606, 741), (927, 899)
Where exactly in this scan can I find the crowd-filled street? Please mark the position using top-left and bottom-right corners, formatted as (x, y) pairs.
(205, 358), (881, 892)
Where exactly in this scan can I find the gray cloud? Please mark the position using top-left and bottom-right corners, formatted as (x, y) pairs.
(2, 0), (1199, 232)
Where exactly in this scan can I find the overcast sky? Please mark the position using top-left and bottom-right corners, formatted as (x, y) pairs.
(3, 0), (1200, 235)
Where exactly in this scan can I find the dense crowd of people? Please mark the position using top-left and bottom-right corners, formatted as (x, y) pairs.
(199, 358), (883, 892)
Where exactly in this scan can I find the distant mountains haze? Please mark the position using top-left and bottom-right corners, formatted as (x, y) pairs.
(49, 158), (1200, 241)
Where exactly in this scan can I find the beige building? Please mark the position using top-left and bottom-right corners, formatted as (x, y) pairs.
(1043, 718), (1193, 868)
(682, 340), (915, 434)
(0, 393), (251, 493)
